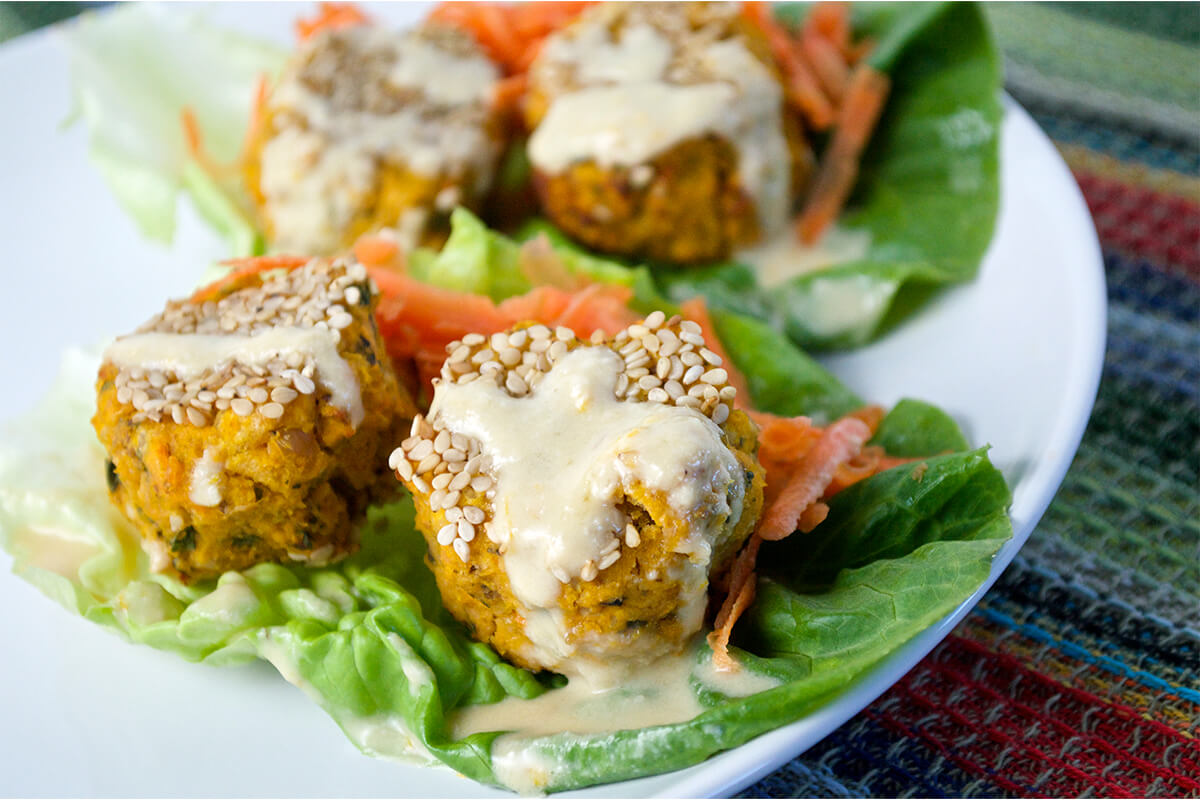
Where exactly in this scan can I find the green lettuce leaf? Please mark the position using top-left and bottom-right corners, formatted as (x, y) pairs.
(64, 4), (283, 253)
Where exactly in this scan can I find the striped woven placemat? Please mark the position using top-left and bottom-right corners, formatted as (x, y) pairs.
(745, 4), (1199, 797)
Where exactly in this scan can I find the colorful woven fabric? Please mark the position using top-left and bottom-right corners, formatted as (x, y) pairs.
(745, 5), (1199, 797)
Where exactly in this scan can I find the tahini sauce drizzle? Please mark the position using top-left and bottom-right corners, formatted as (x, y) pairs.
(430, 347), (745, 678)
(103, 327), (364, 426)
(454, 644), (782, 794)
(528, 24), (792, 236)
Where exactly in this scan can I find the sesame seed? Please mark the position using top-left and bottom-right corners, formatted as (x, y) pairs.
(410, 439), (434, 460)
(548, 340), (568, 361)
(625, 353), (650, 370)
(412, 476), (430, 493)
(171, 407), (185, 425)
(676, 396), (702, 409)
(680, 331), (706, 346)
(580, 561), (598, 582)
(463, 506), (485, 524)
(430, 489), (446, 508)
(328, 312), (354, 330)
(456, 519), (475, 542)
(434, 430), (451, 453)
(448, 345), (471, 364)
(598, 551), (621, 570)
(601, 538), (620, 555)
(647, 387), (670, 403)
(231, 398), (254, 416)
(720, 386), (737, 401)
(436, 524), (457, 546)
(680, 351), (702, 367)
(679, 320), (702, 335)
(470, 475), (493, 492)
(644, 310), (666, 329)
(627, 367), (650, 379)
(590, 330), (605, 344)
(417, 453), (441, 474)
(294, 374), (316, 395)
(186, 407), (207, 426)
(618, 339), (642, 357)
(701, 368), (728, 385)
(491, 333), (509, 352)
(448, 471), (471, 492)
(641, 333), (661, 352)
(683, 364), (704, 384)
(528, 325), (550, 340)
(627, 324), (649, 338)
(394, 458), (414, 481)
(453, 538), (470, 562)
(271, 386), (299, 404)
(441, 490), (460, 508)
(555, 326), (573, 341)
(625, 523), (640, 547)
(432, 473), (452, 491)
(699, 348), (722, 366)
(656, 357), (671, 380)
(713, 403), (731, 424)
(505, 372), (528, 396)
(260, 401), (285, 419)
(664, 380), (685, 399)
(688, 384), (708, 398)
(499, 347), (522, 366)
(462, 333), (486, 346)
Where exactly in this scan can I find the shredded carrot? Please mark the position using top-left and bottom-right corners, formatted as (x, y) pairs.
(353, 235), (403, 271)
(801, 22), (850, 103)
(758, 416), (871, 541)
(493, 73), (528, 114)
(238, 74), (271, 163)
(743, 1), (836, 131)
(190, 255), (311, 304)
(797, 63), (891, 244)
(809, 2), (852, 60)
(678, 298), (753, 408)
(296, 3), (369, 42)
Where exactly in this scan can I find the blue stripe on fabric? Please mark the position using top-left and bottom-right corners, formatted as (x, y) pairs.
(1105, 252), (1200, 323)
(974, 607), (1200, 703)
(1024, 104), (1200, 174)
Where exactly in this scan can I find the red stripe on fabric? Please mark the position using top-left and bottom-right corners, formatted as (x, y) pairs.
(1073, 171), (1200, 278)
(867, 635), (1200, 797)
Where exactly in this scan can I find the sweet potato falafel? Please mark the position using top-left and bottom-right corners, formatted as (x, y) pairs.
(389, 313), (765, 680)
(93, 258), (417, 581)
(525, 2), (814, 265)
(244, 21), (506, 255)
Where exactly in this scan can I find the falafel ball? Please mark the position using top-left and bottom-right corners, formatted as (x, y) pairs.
(525, 2), (814, 265)
(244, 22), (507, 256)
(388, 314), (765, 682)
(93, 258), (417, 581)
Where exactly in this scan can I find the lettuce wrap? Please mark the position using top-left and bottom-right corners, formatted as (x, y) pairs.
(0, 214), (1011, 793)
(63, 2), (1002, 352)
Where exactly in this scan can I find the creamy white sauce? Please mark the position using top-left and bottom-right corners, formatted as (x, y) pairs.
(7, 525), (101, 579)
(454, 645), (782, 794)
(738, 224), (874, 287)
(387, 36), (497, 106)
(261, 26), (500, 253)
(790, 273), (899, 340)
(188, 447), (224, 507)
(103, 327), (364, 427)
(430, 347), (744, 679)
(542, 22), (674, 84)
(529, 24), (792, 236)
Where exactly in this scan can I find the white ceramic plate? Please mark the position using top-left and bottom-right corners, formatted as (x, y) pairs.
(0, 4), (1105, 797)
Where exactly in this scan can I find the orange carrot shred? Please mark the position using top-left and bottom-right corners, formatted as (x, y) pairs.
(796, 64), (891, 244)
(296, 3), (369, 42)
(353, 235), (403, 270)
(801, 22), (850, 103)
(758, 416), (871, 540)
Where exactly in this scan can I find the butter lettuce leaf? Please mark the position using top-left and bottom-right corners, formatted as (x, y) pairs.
(64, 4), (282, 254)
